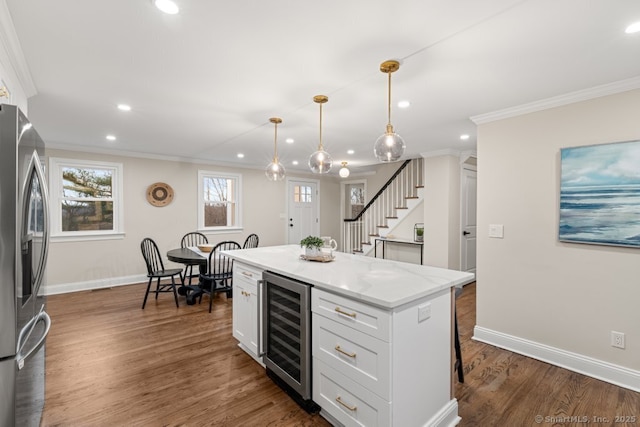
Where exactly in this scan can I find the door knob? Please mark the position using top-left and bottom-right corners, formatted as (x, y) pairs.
(289, 224), (294, 227)
(463, 231), (470, 236)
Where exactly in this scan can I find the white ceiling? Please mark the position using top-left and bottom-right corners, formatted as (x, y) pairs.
(5, 0), (640, 175)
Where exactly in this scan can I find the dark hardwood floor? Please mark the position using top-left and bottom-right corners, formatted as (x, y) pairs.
(42, 281), (639, 426)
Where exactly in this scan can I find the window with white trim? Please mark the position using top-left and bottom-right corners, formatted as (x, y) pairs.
(49, 158), (124, 240)
(198, 170), (242, 231)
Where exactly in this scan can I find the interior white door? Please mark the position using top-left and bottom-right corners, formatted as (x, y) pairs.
(461, 167), (477, 273)
(287, 180), (319, 244)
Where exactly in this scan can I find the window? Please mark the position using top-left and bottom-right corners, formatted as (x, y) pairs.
(198, 170), (242, 232)
(294, 185), (312, 203)
(49, 158), (124, 240)
(350, 185), (365, 218)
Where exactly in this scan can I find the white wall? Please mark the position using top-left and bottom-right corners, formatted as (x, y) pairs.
(476, 89), (640, 379)
(423, 154), (461, 269)
(44, 148), (343, 294)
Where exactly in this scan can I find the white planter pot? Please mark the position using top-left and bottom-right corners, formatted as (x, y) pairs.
(305, 247), (320, 257)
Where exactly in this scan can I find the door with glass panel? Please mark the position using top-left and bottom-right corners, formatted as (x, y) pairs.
(287, 180), (318, 244)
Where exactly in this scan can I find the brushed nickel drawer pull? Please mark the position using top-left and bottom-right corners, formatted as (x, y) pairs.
(335, 345), (356, 358)
(334, 307), (356, 318)
(336, 396), (357, 411)
(241, 271), (253, 278)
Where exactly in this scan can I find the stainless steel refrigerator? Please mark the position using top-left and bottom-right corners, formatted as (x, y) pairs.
(0, 104), (51, 427)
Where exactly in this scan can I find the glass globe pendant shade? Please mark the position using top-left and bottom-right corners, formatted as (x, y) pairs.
(265, 160), (285, 181)
(374, 125), (405, 162)
(308, 149), (333, 174)
(265, 117), (285, 181)
(374, 60), (406, 163)
(339, 162), (350, 178)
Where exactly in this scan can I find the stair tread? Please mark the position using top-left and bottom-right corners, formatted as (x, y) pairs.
(386, 216), (398, 219)
(405, 196), (419, 199)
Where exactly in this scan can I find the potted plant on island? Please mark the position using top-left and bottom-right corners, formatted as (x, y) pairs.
(300, 235), (324, 257)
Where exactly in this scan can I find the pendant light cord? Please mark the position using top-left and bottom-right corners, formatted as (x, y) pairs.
(387, 71), (392, 127)
(318, 102), (324, 151)
(273, 122), (279, 162)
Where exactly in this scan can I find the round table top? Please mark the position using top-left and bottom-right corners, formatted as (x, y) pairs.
(167, 247), (208, 265)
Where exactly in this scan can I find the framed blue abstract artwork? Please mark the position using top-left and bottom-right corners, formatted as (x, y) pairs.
(559, 139), (640, 248)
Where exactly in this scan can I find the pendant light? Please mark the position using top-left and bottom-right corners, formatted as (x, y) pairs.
(265, 117), (285, 181)
(308, 95), (333, 174)
(339, 162), (350, 178)
(373, 60), (405, 162)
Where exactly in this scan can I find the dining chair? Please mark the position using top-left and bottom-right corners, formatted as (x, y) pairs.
(242, 233), (259, 249)
(180, 231), (209, 286)
(198, 240), (241, 312)
(140, 237), (184, 309)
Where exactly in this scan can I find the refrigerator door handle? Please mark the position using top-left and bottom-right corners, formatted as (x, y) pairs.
(26, 151), (50, 298)
(16, 305), (51, 370)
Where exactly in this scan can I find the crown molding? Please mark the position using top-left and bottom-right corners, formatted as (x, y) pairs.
(471, 76), (640, 125)
(0, 1), (37, 97)
(420, 148), (461, 158)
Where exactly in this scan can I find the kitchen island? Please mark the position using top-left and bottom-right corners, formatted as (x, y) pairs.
(224, 244), (474, 427)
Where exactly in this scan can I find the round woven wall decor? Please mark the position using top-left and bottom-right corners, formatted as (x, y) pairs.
(146, 182), (174, 207)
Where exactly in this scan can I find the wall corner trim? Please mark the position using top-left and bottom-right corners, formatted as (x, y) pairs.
(470, 76), (640, 125)
(473, 326), (640, 393)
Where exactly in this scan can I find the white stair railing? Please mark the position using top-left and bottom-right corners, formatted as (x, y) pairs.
(342, 158), (423, 254)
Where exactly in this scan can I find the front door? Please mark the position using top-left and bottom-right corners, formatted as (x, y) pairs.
(287, 179), (319, 244)
(461, 167), (477, 273)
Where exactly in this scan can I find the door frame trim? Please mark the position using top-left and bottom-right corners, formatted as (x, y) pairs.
(339, 179), (367, 247)
(285, 177), (320, 244)
(460, 163), (477, 272)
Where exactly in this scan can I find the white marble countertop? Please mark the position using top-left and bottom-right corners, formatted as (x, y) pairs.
(224, 244), (475, 309)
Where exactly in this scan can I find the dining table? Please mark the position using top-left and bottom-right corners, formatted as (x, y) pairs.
(166, 247), (209, 303)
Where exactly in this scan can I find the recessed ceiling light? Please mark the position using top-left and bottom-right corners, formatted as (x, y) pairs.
(106, 135), (116, 141)
(347, 149), (355, 155)
(286, 138), (294, 144)
(237, 153), (244, 158)
(397, 100), (411, 109)
(292, 160), (299, 165)
(460, 134), (470, 140)
(153, 0), (179, 15)
(626, 22), (640, 34)
(117, 104), (131, 111)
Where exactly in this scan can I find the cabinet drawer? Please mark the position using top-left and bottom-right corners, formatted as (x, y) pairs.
(312, 288), (390, 342)
(313, 314), (390, 400)
(313, 359), (390, 427)
(234, 262), (262, 285)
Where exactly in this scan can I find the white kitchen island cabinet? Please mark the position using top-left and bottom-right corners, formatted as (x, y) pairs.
(231, 261), (263, 364)
(224, 245), (474, 427)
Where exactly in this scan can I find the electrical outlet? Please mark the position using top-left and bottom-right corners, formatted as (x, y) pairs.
(418, 303), (431, 322)
(611, 331), (625, 349)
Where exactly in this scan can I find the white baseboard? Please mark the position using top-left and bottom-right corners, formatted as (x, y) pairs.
(43, 274), (148, 295)
(473, 326), (640, 392)
(426, 399), (460, 427)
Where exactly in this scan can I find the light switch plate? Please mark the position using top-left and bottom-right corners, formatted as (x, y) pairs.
(489, 224), (504, 238)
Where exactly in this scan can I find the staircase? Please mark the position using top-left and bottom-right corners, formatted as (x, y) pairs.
(342, 158), (424, 255)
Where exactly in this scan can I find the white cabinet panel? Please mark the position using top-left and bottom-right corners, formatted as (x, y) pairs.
(312, 288), (390, 342)
(232, 262), (263, 363)
(313, 359), (390, 427)
(313, 313), (390, 399)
